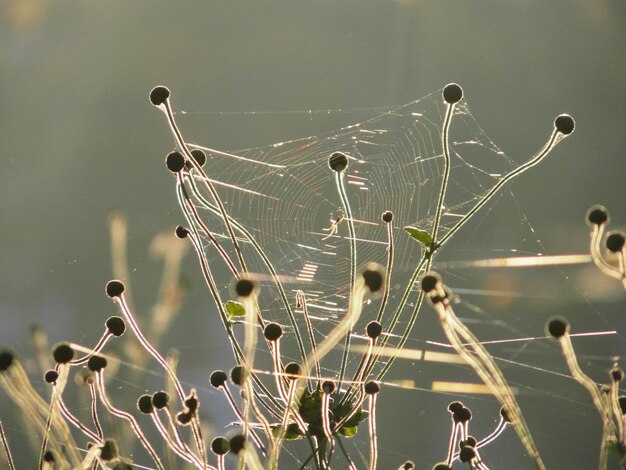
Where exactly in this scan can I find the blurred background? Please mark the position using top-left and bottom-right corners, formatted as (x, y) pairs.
(1, 1), (625, 468)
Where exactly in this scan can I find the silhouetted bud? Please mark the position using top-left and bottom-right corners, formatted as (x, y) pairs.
(105, 280), (125, 298)
(149, 86), (170, 106)
(443, 83), (463, 104)
(328, 152), (349, 172)
(106, 316), (126, 337)
(52, 343), (74, 364)
(210, 370), (228, 388)
(547, 317), (569, 338)
(554, 114), (575, 135)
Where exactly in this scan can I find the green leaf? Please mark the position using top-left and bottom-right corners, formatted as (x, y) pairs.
(338, 426), (358, 438)
(225, 300), (246, 319)
(404, 226), (433, 247)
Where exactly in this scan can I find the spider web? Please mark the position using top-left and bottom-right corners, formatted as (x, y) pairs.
(170, 89), (623, 469)
(182, 89), (514, 366)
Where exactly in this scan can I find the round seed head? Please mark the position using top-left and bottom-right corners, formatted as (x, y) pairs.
(554, 114), (575, 135)
(210, 370), (228, 388)
(230, 365), (249, 386)
(328, 152), (349, 172)
(264, 323), (283, 341)
(459, 445), (476, 463)
(137, 395), (154, 414)
(443, 83), (463, 104)
(100, 439), (119, 461)
(177, 411), (192, 425)
(364, 381), (380, 395)
(284, 362), (302, 380)
(547, 317), (570, 338)
(165, 151), (185, 173)
(185, 391), (199, 414)
(229, 434), (246, 455)
(43, 450), (55, 463)
(610, 365), (624, 383)
(382, 211), (394, 223)
(152, 391), (170, 409)
(105, 280), (125, 298)
(500, 405), (514, 423)
(400, 462), (415, 470)
(460, 436), (477, 448)
(87, 355), (107, 372)
(44, 370), (59, 384)
(366, 321), (383, 339)
(606, 231), (625, 253)
(52, 343), (74, 364)
(149, 86), (170, 106)
(421, 273), (441, 294)
(235, 278), (255, 298)
(0, 350), (15, 371)
(448, 401), (464, 414)
(432, 464), (452, 470)
(362, 264), (385, 294)
(322, 380), (336, 394)
(106, 316), (126, 337)
(211, 436), (230, 455)
(586, 205), (610, 227)
(175, 225), (189, 239)
(190, 149), (207, 167)
(456, 406), (472, 423)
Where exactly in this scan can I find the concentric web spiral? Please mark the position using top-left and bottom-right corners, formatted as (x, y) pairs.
(181, 89), (521, 373)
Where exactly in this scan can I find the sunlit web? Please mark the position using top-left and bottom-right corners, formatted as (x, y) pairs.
(165, 88), (622, 469)
(182, 90), (516, 365)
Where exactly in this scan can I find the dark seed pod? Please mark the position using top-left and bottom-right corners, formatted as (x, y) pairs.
(364, 381), (380, 395)
(100, 439), (119, 461)
(210, 370), (228, 388)
(362, 264), (384, 293)
(43, 450), (55, 463)
(165, 151), (185, 173)
(0, 350), (14, 371)
(459, 445), (476, 463)
(235, 279), (255, 298)
(432, 464), (452, 470)
(382, 211), (394, 223)
(500, 405), (513, 423)
(152, 391), (170, 409)
(554, 114), (575, 135)
(456, 406), (472, 423)
(448, 401), (464, 414)
(229, 434), (246, 455)
(189, 149), (207, 167)
(328, 152), (349, 172)
(606, 231), (625, 253)
(400, 461), (415, 470)
(284, 362), (302, 380)
(586, 205), (610, 227)
(366, 321), (383, 339)
(177, 411), (193, 425)
(105, 280), (125, 298)
(211, 436), (230, 455)
(322, 380), (336, 394)
(610, 365), (624, 383)
(44, 370), (59, 384)
(175, 225), (189, 239)
(106, 316), (126, 337)
(87, 355), (107, 372)
(264, 323), (283, 341)
(52, 343), (74, 364)
(230, 366), (249, 386)
(547, 317), (569, 338)
(137, 395), (154, 414)
(149, 86), (170, 106)
(421, 273), (441, 294)
(443, 83), (463, 104)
